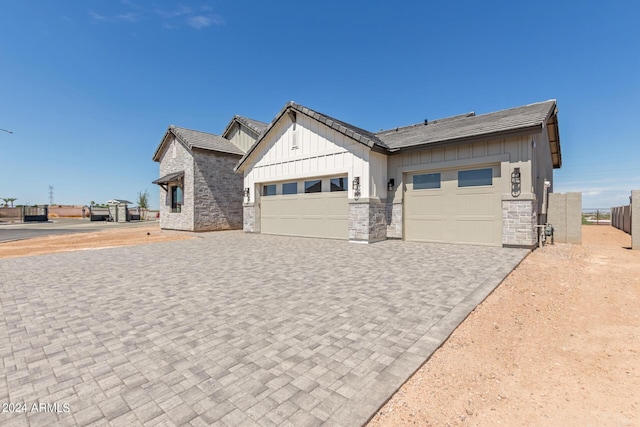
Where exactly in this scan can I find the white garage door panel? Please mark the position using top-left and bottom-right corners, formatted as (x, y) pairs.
(261, 192), (348, 239)
(405, 167), (502, 246)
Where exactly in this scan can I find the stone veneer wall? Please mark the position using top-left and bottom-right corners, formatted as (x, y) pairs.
(349, 201), (387, 243)
(386, 202), (403, 239)
(158, 138), (194, 231)
(502, 199), (537, 247)
(192, 151), (243, 231)
(243, 203), (255, 232)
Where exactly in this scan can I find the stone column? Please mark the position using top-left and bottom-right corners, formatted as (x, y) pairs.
(243, 203), (255, 233)
(502, 199), (537, 248)
(386, 202), (403, 239)
(348, 201), (387, 243)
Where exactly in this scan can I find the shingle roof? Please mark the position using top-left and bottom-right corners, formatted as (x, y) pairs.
(152, 125), (244, 161)
(171, 126), (245, 155)
(288, 102), (388, 150)
(234, 102), (388, 172)
(234, 100), (560, 172)
(221, 115), (268, 139)
(376, 100), (557, 151)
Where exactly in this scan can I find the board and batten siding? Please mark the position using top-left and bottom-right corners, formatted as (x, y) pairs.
(227, 124), (257, 153)
(243, 114), (387, 200)
(532, 126), (555, 217)
(386, 135), (537, 202)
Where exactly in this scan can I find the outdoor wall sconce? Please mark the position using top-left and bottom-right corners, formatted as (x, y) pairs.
(510, 167), (521, 197)
(352, 176), (361, 200)
(243, 187), (250, 202)
(387, 178), (395, 192)
(511, 167), (521, 185)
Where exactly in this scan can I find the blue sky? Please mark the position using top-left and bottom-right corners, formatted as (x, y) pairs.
(1, 1), (639, 209)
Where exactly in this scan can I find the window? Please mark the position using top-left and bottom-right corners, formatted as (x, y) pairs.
(413, 173), (441, 190)
(171, 185), (183, 213)
(262, 184), (276, 196)
(330, 177), (348, 192)
(458, 168), (493, 187)
(304, 180), (322, 193)
(282, 182), (298, 195)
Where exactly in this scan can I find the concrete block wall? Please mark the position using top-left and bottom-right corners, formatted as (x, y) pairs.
(632, 190), (640, 250)
(502, 200), (537, 248)
(548, 192), (582, 244)
(611, 205), (631, 234)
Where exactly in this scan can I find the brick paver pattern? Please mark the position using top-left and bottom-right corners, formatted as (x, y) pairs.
(0, 231), (528, 426)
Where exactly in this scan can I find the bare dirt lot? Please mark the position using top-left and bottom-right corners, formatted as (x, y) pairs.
(368, 225), (639, 426)
(0, 224), (192, 258)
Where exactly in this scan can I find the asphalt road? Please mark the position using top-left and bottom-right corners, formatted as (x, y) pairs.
(0, 218), (155, 243)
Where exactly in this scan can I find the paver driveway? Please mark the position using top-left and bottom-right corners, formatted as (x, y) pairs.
(0, 231), (528, 426)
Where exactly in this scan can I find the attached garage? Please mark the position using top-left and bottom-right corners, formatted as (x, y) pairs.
(259, 176), (349, 239)
(237, 100), (562, 247)
(404, 165), (503, 246)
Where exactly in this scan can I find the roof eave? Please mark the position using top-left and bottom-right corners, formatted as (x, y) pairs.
(543, 103), (562, 169)
(235, 102), (385, 173)
(387, 124), (544, 154)
(152, 127), (174, 162)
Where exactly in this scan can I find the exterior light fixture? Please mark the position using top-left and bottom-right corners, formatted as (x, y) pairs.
(352, 176), (361, 200)
(511, 167), (521, 185)
(243, 187), (250, 202)
(510, 167), (521, 198)
(352, 177), (360, 191)
(387, 179), (395, 192)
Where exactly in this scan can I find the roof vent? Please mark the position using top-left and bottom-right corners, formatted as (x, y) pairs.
(424, 119), (428, 125)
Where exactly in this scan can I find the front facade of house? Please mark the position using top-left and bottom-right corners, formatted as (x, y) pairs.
(235, 101), (561, 248)
(152, 121), (266, 231)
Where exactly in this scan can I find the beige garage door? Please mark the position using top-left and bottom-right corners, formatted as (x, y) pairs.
(261, 188), (348, 240)
(404, 166), (503, 246)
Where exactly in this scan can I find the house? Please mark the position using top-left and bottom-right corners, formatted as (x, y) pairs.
(152, 119), (267, 231)
(234, 100), (561, 247)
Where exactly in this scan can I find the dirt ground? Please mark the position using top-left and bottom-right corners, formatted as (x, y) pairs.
(368, 225), (639, 427)
(0, 224), (192, 259)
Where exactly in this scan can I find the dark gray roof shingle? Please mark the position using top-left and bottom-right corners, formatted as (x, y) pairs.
(153, 125), (246, 161)
(170, 126), (245, 156)
(235, 99), (560, 171)
(221, 115), (268, 139)
(376, 100), (556, 150)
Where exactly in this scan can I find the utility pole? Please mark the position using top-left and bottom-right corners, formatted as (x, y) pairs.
(48, 185), (54, 205)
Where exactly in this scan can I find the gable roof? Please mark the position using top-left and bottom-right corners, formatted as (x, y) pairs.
(152, 125), (244, 162)
(221, 115), (268, 139)
(234, 102), (388, 172)
(234, 99), (561, 172)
